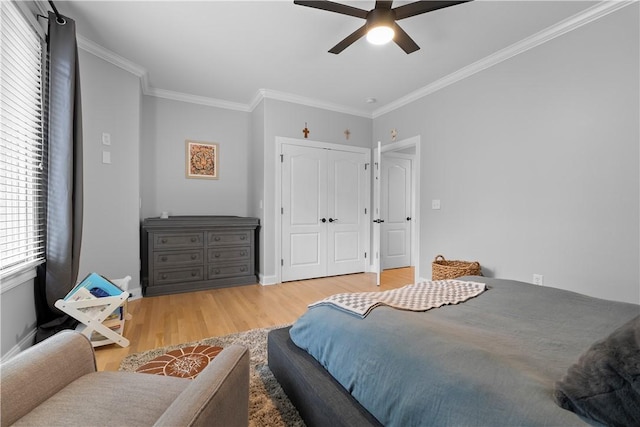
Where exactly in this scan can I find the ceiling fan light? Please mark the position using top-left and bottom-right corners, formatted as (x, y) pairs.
(366, 25), (394, 45)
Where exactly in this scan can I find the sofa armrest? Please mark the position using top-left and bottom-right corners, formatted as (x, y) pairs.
(154, 344), (250, 427)
(1, 330), (96, 427)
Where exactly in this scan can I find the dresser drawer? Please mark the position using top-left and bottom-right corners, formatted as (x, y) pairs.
(155, 249), (203, 267)
(208, 263), (252, 280)
(154, 233), (203, 249)
(208, 247), (250, 263)
(154, 267), (204, 285)
(208, 231), (251, 246)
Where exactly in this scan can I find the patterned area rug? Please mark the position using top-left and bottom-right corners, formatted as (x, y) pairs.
(120, 326), (305, 427)
(135, 345), (223, 379)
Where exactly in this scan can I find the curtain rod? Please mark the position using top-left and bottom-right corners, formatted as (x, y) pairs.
(48, 0), (66, 24)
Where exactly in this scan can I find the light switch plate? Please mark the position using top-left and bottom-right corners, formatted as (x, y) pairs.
(102, 151), (111, 164)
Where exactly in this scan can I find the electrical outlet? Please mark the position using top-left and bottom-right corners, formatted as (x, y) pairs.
(533, 274), (544, 286)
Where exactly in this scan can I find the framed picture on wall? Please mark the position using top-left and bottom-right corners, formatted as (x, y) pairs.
(185, 140), (218, 179)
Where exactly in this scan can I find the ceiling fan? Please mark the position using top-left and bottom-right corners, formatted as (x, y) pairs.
(293, 1), (472, 54)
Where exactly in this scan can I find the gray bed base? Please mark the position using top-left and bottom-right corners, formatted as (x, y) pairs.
(267, 326), (383, 427)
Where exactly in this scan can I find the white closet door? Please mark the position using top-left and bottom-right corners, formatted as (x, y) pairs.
(327, 150), (367, 276)
(281, 144), (367, 282)
(381, 156), (412, 269)
(281, 144), (327, 281)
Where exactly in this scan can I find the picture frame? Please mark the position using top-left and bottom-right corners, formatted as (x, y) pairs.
(185, 140), (218, 179)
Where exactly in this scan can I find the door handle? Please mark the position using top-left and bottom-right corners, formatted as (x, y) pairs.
(406, 217), (412, 221)
(328, 218), (338, 223)
(320, 218), (327, 223)
(373, 219), (385, 223)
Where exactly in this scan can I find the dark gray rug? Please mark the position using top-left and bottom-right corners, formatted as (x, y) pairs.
(119, 325), (305, 427)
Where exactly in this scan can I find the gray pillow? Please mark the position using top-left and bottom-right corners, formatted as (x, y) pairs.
(553, 314), (640, 427)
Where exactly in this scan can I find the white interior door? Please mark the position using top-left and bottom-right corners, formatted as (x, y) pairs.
(381, 156), (412, 269)
(281, 144), (327, 282)
(327, 150), (367, 276)
(281, 143), (367, 282)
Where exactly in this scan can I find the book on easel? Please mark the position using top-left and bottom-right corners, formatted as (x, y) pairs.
(56, 273), (132, 348)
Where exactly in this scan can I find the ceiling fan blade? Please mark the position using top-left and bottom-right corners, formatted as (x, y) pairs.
(293, 1), (368, 19)
(393, 0), (472, 20)
(375, 1), (394, 9)
(393, 23), (420, 54)
(329, 24), (368, 54)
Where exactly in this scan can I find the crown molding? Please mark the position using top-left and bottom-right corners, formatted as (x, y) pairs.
(145, 87), (251, 112)
(74, 0), (631, 119)
(76, 34), (151, 94)
(252, 89), (372, 118)
(372, 0), (634, 118)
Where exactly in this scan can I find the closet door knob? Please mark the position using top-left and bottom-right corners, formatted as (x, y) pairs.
(328, 218), (338, 223)
(320, 218), (327, 223)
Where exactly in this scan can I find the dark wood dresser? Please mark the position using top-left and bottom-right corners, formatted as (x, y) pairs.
(141, 216), (259, 296)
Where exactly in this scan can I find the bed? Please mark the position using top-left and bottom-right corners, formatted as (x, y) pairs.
(267, 276), (640, 426)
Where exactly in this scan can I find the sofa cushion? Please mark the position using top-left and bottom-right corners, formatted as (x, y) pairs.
(12, 371), (188, 427)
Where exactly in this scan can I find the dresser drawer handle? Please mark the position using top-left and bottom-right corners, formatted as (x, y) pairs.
(214, 236), (221, 241)
(191, 254), (197, 260)
(214, 269), (221, 275)
(161, 238), (167, 243)
(240, 251), (246, 256)
(161, 274), (167, 280)
(240, 266), (247, 272)
(190, 237), (197, 242)
(240, 235), (246, 240)
(214, 253), (221, 258)
(161, 256), (167, 262)
(191, 271), (198, 277)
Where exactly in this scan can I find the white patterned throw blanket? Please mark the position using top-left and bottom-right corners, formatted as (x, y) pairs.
(309, 280), (487, 318)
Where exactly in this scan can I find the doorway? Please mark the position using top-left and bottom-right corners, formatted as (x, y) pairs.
(374, 136), (421, 285)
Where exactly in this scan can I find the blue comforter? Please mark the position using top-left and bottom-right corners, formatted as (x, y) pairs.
(289, 277), (639, 426)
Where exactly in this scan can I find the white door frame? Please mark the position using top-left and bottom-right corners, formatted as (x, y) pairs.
(377, 136), (421, 284)
(275, 136), (371, 284)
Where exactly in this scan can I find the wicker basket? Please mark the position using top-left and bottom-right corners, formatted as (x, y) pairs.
(432, 255), (482, 280)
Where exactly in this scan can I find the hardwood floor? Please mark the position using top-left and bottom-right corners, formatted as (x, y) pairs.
(94, 267), (414, 371)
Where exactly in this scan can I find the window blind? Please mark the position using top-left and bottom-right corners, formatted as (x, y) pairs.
(0, 1), (46, 277)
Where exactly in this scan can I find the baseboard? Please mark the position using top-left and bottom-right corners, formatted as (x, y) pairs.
(128, 285), (143, 300)
(1, 328), (36, 362)
(259, 274), (278, 286)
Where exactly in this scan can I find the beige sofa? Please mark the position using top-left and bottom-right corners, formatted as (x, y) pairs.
(1, 330), (249, 427)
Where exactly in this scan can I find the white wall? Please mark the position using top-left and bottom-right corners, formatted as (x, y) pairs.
(140, 96), (251, 219)
(373, 5), (639, 303)
(249, 100), (266, 276)
(77, 50), (142, 296)
(1, 276), (38, 357)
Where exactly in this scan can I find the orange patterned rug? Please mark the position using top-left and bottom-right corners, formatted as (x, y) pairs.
(135, 345), (223, 379)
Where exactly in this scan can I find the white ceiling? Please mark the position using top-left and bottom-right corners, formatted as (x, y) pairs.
(55, 1), (600, 116)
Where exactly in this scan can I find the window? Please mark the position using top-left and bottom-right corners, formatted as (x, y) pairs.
(0, 2), (46, 279)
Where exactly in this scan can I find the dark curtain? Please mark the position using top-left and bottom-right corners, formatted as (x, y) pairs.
(35, 12), (83, 340)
